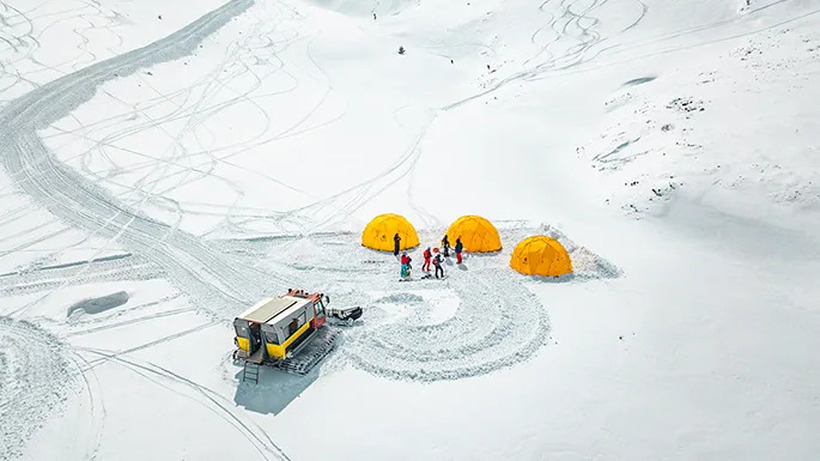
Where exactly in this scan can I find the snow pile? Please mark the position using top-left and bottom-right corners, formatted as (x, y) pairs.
(537, 224), (622, 279)
(0, 318), (77, 460)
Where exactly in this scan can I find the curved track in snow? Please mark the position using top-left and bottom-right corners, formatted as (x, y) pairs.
(346, 268), (551, 382)
(77, 347), (290, 461)
(0, 0), (559, 397)
(0, 3), (295, 459)
(255, 232), (561, 382)
(0, 0), (291, 320)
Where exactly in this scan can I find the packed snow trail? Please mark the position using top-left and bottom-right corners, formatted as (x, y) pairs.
(0, 0), (567, 391)
(346, 267), (551, 382)
(0, 2), (294, 459)
(0, 0), (292, 320)
(253, 230), (598, 382)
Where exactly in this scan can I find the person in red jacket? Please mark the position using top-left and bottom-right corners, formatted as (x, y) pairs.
(400, 252), (412, 278)
(422, 247), (432, 273)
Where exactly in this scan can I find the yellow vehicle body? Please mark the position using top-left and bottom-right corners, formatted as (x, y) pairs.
(236, 336), (250, 353)
(266, 321), (311, 359)
(233, 292), (327, 365)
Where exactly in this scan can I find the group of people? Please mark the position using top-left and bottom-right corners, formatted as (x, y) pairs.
(394, 233), (464, 280)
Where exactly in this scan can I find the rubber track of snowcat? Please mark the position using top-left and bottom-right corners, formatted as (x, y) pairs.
(273, 327), (340, 375)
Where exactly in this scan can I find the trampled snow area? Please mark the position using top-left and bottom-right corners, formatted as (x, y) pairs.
(1, 0), (819, 459)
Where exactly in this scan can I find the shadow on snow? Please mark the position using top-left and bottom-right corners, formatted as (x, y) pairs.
(233, 366), (320, 415)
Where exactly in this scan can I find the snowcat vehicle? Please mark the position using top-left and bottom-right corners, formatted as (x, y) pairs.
(232, 289), (361, 381)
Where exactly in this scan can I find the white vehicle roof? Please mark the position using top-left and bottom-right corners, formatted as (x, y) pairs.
(262, 298), (313, 328)
(237, 296), (311, 324)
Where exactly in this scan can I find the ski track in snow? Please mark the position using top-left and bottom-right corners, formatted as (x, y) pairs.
(445, 0), (641, 110)
(0, 0), (287, 321)
(0, 0), (623, 456)
(0, 1), (291, 459)
(0, 1), (620, 380)
(76, 347), (290, 461)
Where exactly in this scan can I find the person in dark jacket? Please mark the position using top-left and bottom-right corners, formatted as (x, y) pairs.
(441, 234), (450, 257)
(433, 253), (444, 279)
(393, 233), (401, 257)
(455, 237), (464, 264)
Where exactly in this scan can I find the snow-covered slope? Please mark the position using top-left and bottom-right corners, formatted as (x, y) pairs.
(1, 0), (819, 459)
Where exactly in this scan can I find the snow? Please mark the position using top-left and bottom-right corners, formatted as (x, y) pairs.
(2, 0), (820, 459)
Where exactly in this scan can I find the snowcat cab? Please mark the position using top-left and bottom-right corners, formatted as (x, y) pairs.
(234, 289), (359, 379)
(233, 297), (275, 363)
(261, 289), (327, 360)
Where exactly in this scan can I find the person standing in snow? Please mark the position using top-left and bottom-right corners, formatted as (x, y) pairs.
(433, 253), (444, 279)
(441, 234), (451, 257)
(422, 247), (432, 273)
(393, 233), (401, 257)
(455, 237), (464, 264)
(400, 252), (412, 278)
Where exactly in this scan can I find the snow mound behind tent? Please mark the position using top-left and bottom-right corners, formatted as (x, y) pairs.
(537, 224), (623, 279)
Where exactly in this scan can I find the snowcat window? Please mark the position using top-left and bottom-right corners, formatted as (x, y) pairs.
(288, 318), (300, 336)
(265, 331), (280, 345)
(234, 323), (249, 338)
(315, 300), (325, 318)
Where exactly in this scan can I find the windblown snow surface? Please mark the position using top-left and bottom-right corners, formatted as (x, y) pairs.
(1, 0), (819, 459)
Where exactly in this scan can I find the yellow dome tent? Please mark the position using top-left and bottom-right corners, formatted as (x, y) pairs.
(361, 213), (419, 251)
(446, 215), (502, 253)
(510, 235), (572, 277)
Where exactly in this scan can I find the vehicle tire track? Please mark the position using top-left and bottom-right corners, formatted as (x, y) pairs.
(345, 267), (551, 382)
(0, 316), (77, 460)
(0, 0), (297, 321)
